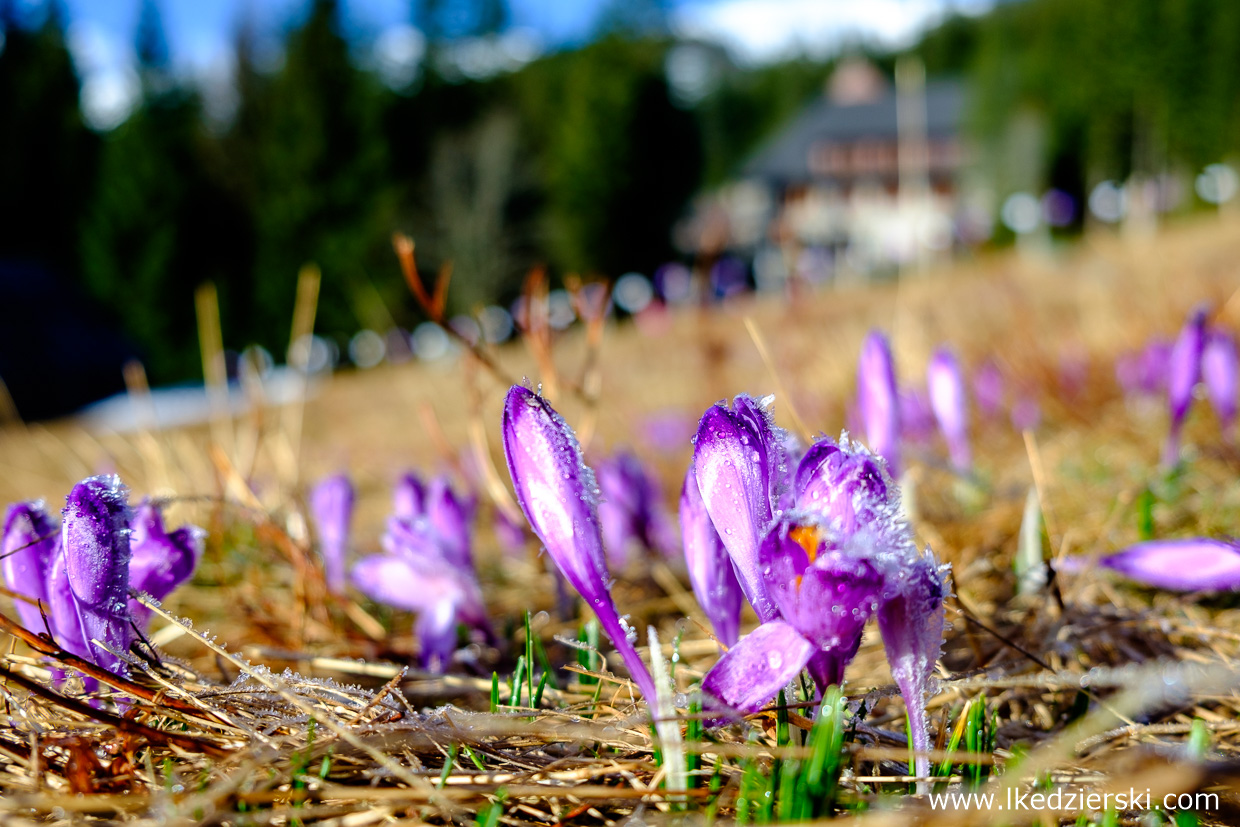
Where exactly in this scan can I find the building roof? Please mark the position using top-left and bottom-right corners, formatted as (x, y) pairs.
(742, 78), (967, 184)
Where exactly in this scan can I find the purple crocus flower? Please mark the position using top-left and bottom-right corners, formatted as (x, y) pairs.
(310, 474), (354, 595)
(876, 551), (948, 781)
(680, 465), (742, 648)
(927, 347), (971, 473)
(973, 360), (1005, 418)
(597, 450), (678, 568)
(857, 330), (900, 475)
(502, 385), (658, 701)
(358, 476), (490, 671)
(127, 502), (203, 631)
(1202, 330), (1238, 438)
(1164, 306), (1208, 467)
(393, 472), (427, 520)
(1057, 538), (1240, 591)
(2, 501), (57, 633)
(692, 395), (787, 623)
(61, 475), (133, 677)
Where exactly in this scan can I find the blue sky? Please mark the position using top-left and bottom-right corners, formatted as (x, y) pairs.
(38, 0), (992, 128)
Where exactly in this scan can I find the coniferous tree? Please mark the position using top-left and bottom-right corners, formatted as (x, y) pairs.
(0, 1), (97, 273)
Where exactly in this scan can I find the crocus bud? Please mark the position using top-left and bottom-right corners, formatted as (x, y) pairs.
(62, 475), (133, 677)
(857, 330), (900, 475)
(927, 347), (971, 473)
(502, 385), (657, 701)
(310, 474), (354, 594)
(1164, 307), (1208, 467)
(2, 502), (57, 633)
(393, 472), (427, 520)
(877, 552), (948, 782)
(1057, 537), (1240, 592)
(426, 475), (474, 570)
(680, 465), (742, 647)
(127, 502), (204, 630)
(692, 396), (783, 622)
(1202, 330), (1238, 439)
(973, 360), (1005, 418)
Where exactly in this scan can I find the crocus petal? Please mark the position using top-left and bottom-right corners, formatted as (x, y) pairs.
(2, 502), (57, 633)
(857, 330), (901, 475)
(127, 503), (204, 629)
(1078, 538), (1240, 591)
(877, 552), (948, 781)
(700, 620), (815, 717)
(927, 347), (971, 473)
(427, 475), (474, 570)
(795, 438), (889, 537)
(46, 549), (98, 693)
(758, 518), (883, 689)
(1165, 307), (1208, 466)
(502, 385), (658, 702)
(1203, 330), (1238, 435)
(62, 475), (132, 677)
(352, 554), (466, 612)
(680, 465), (743, 648)
(310, 474), (354, 594)
(416, 599), (460, 673)
(393, 472), (427, 520)
(693, 399), (778, 622)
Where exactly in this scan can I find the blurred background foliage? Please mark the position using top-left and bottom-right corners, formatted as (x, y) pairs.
(2, 0), (1240, 390)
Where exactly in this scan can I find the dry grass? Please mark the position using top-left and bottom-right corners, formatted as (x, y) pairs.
(4, 215), (1240, 824)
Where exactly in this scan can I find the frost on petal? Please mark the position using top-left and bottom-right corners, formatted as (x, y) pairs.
(1084, 538), (1240, 592)
(2, 501), (58, 633)
(692, 401), (778, 622)
(62, 475), (132, 677)
(501, 385), (657, 701)
(700, 620), (815, 718)
(310, 474), (355, 595)
(681, 465), (742, 648)
(877, 552), (949, 780)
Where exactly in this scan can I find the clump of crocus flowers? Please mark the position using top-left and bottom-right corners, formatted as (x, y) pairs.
(3, 475), (203, 691)
(501, 384), (949, 780)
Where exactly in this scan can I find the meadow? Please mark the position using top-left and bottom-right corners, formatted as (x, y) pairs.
(3, 215), (1240, 825)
